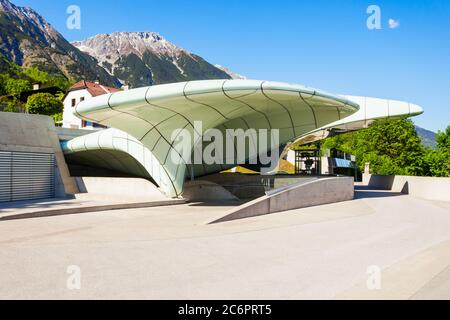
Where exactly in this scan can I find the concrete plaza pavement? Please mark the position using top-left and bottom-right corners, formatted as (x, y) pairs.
(0, 189), (449, 299)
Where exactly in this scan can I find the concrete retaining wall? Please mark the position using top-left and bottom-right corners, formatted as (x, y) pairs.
(0, 112), (78, 197)
(200, 173), (323, 200)
(183, 180), (239, 202)
(363, 174), (450, 202)
(212, 177), (354, 223)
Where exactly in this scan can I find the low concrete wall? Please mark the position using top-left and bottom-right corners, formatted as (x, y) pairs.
(212, 177), (354, 223)
(0, 112), (78, 197)
(200, 173), (323, 200)
(75, 177), (168, 202)
(364, 174), (450, 202)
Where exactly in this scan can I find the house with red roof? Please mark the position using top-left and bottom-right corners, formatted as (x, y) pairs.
(62, 80), (121, 130)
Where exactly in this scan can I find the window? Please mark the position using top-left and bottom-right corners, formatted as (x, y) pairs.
(80, 97), (85, 102)
(71, 98), (76, 107)
(81, 120), (92, 128)
(82, 121), (92, 128)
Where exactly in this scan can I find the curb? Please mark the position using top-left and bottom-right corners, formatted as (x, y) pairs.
(0, 199), (187, 221)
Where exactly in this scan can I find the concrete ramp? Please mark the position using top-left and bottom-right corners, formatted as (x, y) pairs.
(212, 177), (354, 223)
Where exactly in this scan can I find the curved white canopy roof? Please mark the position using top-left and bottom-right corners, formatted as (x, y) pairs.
(64, 80), (423, 198)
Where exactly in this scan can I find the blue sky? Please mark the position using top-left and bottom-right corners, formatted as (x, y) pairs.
(12, 0), (450, 132)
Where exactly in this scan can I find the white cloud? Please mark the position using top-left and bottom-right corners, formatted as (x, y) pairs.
(388, 19), (400, 29)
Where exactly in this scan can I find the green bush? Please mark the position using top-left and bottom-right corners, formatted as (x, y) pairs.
(2, 97), (23, 113)
(52, 112), (63, 123)
(26, 92), (63, 116)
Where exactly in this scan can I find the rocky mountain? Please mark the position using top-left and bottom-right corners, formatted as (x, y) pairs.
(415, 126), (437, 149)
(0, 0), (241, 89)
(72, 32), (233, 87)
(0, 0), (120, 86)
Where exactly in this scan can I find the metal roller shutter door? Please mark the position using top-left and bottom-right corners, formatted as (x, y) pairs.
(0, 151), (12, 203)
(0, 151), (55, 203)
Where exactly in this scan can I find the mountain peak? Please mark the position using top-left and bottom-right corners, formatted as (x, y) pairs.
(72, 31), (234, 87)
(0, 0), (61, 46)
(214, 64), (246, 80)
(1, 0), (239, 89)
(111, 31), (164, 40)
(0, 0), (120, 86)
(0, 0), (15, 12)
(1, 0), (44, 21)
(82, 31), (166, 44)
(72, 31), (188, 62)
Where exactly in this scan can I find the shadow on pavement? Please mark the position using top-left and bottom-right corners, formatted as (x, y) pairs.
(355, 190), (405, 199)
(0, 198), (82, 212)
(188, 201), (247, 207)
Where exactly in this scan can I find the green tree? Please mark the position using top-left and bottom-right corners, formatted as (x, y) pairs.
(322, 119), (425, 176)
(422, 148), (449, 177)
(46, 75), (71, 91)
(5, 78), (31, 97)
(436, 126), (450, 153)
(423, 126), (450, 177)
(22, 67), (49, 84)
(0, 74), (8, 96)
(25, 93), (63, 116)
